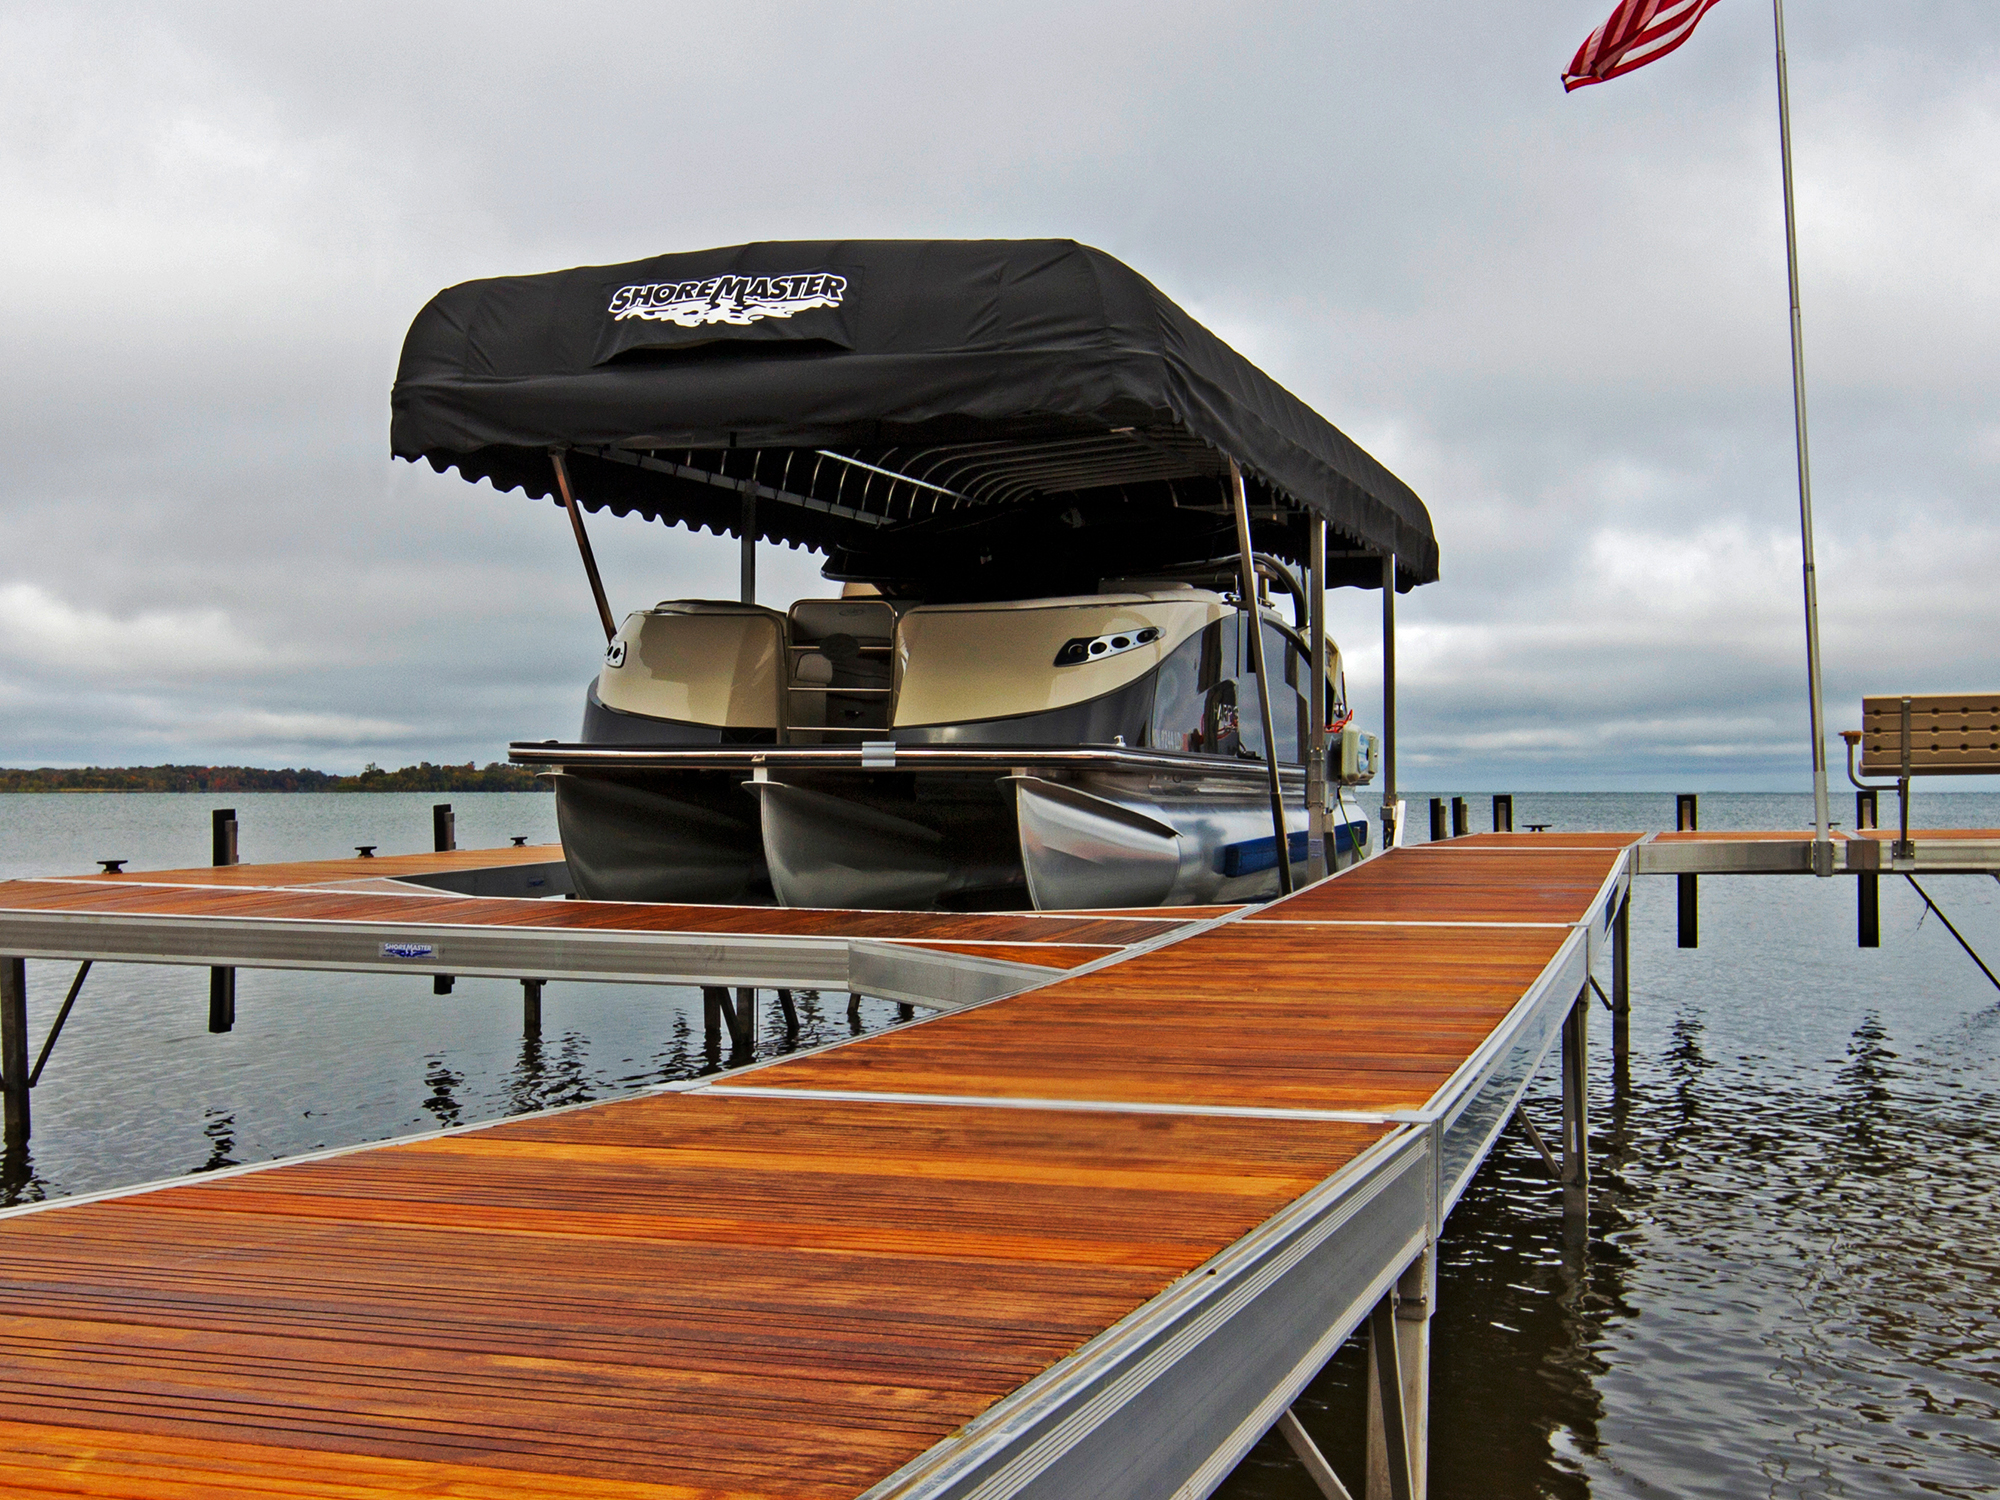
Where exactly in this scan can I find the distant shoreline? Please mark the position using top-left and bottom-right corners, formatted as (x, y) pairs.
(0, 763), (551, 794)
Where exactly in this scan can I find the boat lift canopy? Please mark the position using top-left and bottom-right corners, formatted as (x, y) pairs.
(391, 240), (1436, 601)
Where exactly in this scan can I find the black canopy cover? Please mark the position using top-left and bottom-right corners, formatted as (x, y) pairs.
(391, 240), (1436, 599)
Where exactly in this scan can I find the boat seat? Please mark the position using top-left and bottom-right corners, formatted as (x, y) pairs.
(788, 599), (895, 735)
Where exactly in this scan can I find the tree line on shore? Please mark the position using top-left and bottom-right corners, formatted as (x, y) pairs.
(0, 762), (551, 793)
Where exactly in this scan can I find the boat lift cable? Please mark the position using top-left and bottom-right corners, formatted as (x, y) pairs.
(1905, 875), (2000, 995)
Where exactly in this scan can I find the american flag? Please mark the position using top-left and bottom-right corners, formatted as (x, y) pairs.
(1563, 0), (1722, 91)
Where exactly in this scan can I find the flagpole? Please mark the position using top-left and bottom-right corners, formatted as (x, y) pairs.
(1772, 0), (1833, 875)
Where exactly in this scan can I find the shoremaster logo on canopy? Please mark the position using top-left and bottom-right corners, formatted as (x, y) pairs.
(607, 272), (847, 327)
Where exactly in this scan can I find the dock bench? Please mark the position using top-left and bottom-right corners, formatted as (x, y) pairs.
(1843, 693), (2000, 857)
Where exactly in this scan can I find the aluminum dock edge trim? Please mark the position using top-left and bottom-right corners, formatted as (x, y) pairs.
(1421, 848), (1626, 1216)
(856, 1127), (1433, 1500)
(0, 910), (1062, 1011)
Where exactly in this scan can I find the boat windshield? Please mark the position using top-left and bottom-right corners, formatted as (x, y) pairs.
(1149, 616), (1312, 763)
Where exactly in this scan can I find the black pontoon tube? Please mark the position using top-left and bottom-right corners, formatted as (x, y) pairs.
(550, 449), (617, 642)
(1231, 459), (1294, 896)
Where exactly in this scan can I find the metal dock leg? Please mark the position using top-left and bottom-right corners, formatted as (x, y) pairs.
(730, 988), (758, 1052)
(1856, 788), (1880, 947)
(1364, 1248), (1430, 1500)
(521, 979), (543, 1038)
(776, 989), (799, 1034)
(703, 987), (726, 1057)
(2, 957), (27, 1149)
(210, 808), (238, 1032)
(1611, 892), (1631, 1065)
(1675, 793), (1698, 948)
(1277, 1408), (1356, 1500)
(1561, 989), (1590, 1237)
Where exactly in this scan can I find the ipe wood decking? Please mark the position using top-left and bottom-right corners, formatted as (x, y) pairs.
(5, 826), (1980, 1497)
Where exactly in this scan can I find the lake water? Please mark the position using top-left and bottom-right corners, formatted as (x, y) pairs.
(3, 790), (1997, 1499)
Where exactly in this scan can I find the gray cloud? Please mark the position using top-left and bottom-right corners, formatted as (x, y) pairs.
(1, 1), (1994, 787)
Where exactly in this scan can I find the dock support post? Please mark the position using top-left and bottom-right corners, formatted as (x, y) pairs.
(209, 807), (238, 1034)
(433, 803), (455, 852)
(1856, 788), (1880, 947)
(740, 493), (757, 605)
(1561, 989), (1590, 1237)
(2, 958), (27, 1149)
(521, 979), (543, 1038)
(1428, 799), (1446, 843)
(704, 987), (726, 1054)
(846, 992), (862, 1029)
(730, 987), (758, 1052)
(1450, 797), (1468, 839)
(777, 988), (799, 1034)
(1364, 1248), (1429, 1500)
(1675, 793), (1698, 949)
(1492, 794), (1513, 833)
(1611, 893), (1631, 1065)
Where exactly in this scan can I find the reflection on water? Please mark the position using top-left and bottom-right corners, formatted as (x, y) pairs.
(3, 792), (1999, 1495)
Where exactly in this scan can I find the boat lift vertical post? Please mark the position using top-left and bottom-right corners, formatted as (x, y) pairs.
(1307, 520), (1330, 882)
(739, 492), (757, 606)
(1230, 461), (1293, 897)
(1381, 553), (1398, 848)
(549, 450), (617, 643)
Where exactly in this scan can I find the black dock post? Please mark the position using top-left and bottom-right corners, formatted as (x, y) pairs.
(1856, 789), (1880, 948)
(521, 979), (543, 1038)
(2, 957), (27, 1149)
(1676, 793), (1699, 949)
(730, 988), (758, 1052)
(703, 987), (726, 1056)
(433, 805), (458, 991)
(1429, 798), (1447, 842)
(1450, 797), (1469, 839)
(1561, 986), (1590, 1239)
(1492, 794), (1514, 833)
(209, 808), (238, 1033)
(776, 989), (799, 1034)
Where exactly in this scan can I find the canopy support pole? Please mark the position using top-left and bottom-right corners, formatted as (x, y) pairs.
(1230, 460), (1293, 897)
(1307, 519), (1329, 882)
(550, 450), (616, 643)
(1772, 0), (1834, 877)
(740, 493), (757, 605)
(1381, 553), (1398, 849)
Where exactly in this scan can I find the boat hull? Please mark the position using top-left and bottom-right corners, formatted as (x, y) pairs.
(535, 747), (1369, 910)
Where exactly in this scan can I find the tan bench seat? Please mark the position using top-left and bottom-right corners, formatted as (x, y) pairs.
(1859, 694), (2000, 777)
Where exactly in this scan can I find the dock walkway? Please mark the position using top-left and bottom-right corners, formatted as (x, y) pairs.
(0, 837), (1636, 1498)
(6, 826), (1966, 1497)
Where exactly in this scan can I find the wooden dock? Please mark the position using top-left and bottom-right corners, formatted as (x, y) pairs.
(0, 826), (1991, 1498)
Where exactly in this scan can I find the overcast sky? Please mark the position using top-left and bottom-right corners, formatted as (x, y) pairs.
(1, 1), (1993, 789)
